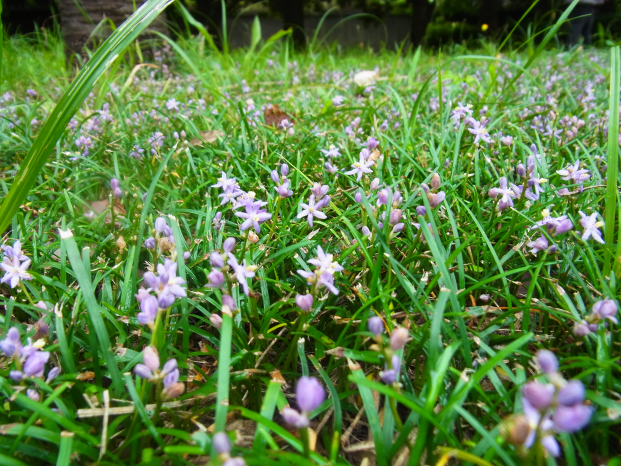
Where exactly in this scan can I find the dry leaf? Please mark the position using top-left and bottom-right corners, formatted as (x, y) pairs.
(191, 130), (225, 145)
(264, 104), (294, 128)
(76, 372), (96, 381)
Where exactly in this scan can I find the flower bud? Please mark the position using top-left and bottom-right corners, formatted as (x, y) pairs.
(536, 350), (558, 374)
(208, 270), (225, 288)
(162, 382), (185, 400)
(213, 432), (231, 455)
(574, 320), (591, 336)
(27, 389), (40, 402)
(553, 404), (593, 433)
(500, 414), (531, 446)
(10, 370), (23, 382)
(248, 231), (259, 244)
(161, 358), (178, 376)
(270, 170), (280, 184)
(355, 192), (362, 203)
(390, 327), (409, 351)
(389, 209), (402, 226)
(430, 173), (441, 190)
(296, 376), (325, 412)
(362, 226), (371, 236)
(143, 346), (160, 371)
(554, 219), (573, 235)
(158, 292), (176, 309)
(420, 183), (430, 194)
(113, 187), (123, 199)
(380, 369), (397, 384)
(368, 316), (384, 336)
(110, 178), (120, 190)
(134, 363), (153, 379)
(210, 314), (223, 329)
(378, 189), (389, 205)
(210, 252), (225, 268)
(516, 164), (527, 178)
(522, 382), (554, 410)
(223, 238), (236, 253)
(428, 191), (446, 208)
(391, 223), (405, 235)
(295, 294), (314, 312)
(281, 164), (289, 176)
(144, 237), (156, 249)
(183, 251), (191, 260)
(370, 178), (380, 190)
(35, 301), (47, 310)
(155, 217), (168, 233)
(222, 295), (237, 310)
(558, 380), (585, 406)
(282, 407), (309, 428)
(46, 367), (61, 383)
(416, 206), (426, 217)
(592, 299), (618, 323)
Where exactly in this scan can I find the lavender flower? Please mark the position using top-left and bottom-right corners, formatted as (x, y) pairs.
(297, 195), (327, 227)
(136, 294), (158, 325)
(579, 211), (604, 244)
(227, 256), (256, 296)
(275, 181), (293, 198)
(526, 236), (548, 255)
(592, 299), (618, 324)
(295, 294), (314, 312)
(557, 160), (590, 184)
(467, 120), (492, 144)
(234, 205), (272, 233)
(368, 316), (384, 336)
(1, 240), (32, 288)
(345, 153), (375, 182)
(0, 327), (22, 356)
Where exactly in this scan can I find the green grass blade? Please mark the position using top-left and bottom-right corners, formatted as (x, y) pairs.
(0, 0), (174, 234)
(212, 312), (233, 451)
(60, 229), (124, 394)
(55, 432), (74, 466)
(604, 46), (619, 276)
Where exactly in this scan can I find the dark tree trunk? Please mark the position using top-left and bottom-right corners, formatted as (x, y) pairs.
(410, 0), (435, 48)
(278, 0), (305, 48)
(57, 0), (168, 55)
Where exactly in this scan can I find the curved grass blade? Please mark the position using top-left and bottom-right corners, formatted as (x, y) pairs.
(604, 46), (619, 276)
(0, 0), (175, 235)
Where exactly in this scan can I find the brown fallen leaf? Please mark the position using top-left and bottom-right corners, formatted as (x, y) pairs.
(264, 104), (294, 128)
(83, 199), (126, 224)
(76, 372), (96, 381)
(191, 130), (225, 145)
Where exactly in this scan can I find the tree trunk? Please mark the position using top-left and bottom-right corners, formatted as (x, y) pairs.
(278, 0), (305, 48)
(57, 0), (169, 55)
(410, 0), (435, 48)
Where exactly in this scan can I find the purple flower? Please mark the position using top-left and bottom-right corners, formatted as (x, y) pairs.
(27, 389), (40, 402)
(281, 164), (289, 176)
(219, 185), (244, 206)
(110, 178), (120, 190)
(143, 346), (160, 371)
(318, 272), (339, 295)
(311, 183), (329, 199)
(144, 237), (156, 249)
(332, 95), (345, 106)
(345, 153), (375, 182)
(536, 350), (558, 374)
(213, 432), (231, 454)
(579, 211), (604, 244)
(553, 404), (593, 433)
(275, 181), (293, 198)
(222, 295), (237, 310)
(488, 177), (517, 211)
(23, 351), (50, 377)
(137, 295), (158, 325)
(10, 370), (23, 381)
(297, 195), (327, 227)
(416, 206), (427, 216)
(368, 316), (384, 336)
(1, 248), (32, 288)
(428, 191), (446, 209)
(558, 380), (585, 406)
(46, 367), (61, 383)
(467, 120), (492, 144)
(296, 376), (325, 412)
(295, 294), (314, 312)
(212, 172), (237, 190)
(207, 270), (225, 288)
(557, 160), (590, 184)
(522, 382), (555, 410)
(321, 146), (341, 158)
(235, 205), (272, 233)
(282, 407), (309, 428)
(522, 398), (560, 457)
(0, 328), (22, 356)
(308, 246), (343, 275)
(527, 236), (548, 255)
(210, 314), (223, 329)
(223, 238), (236, 253)
(574, 320), (595, 336)
(592, 299), (618, 324)
(210, 252), (225, 268)
(380, 354), (401, 384)
(228, 256), (255, 296)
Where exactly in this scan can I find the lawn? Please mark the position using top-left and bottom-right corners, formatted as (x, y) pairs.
(0, 11), (620, 466)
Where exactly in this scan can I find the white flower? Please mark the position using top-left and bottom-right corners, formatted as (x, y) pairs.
(1, 257), (32, 288)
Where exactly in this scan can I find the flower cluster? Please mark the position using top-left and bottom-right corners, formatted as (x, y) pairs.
(206, 238), (257, 298)
(1, 240), (33, 289)
(574, 298), (618, 336)
(135, 258), (187, 325)
(134, 346), (184, 400)
(1, 327), (59, 401)
(297, 246), (342, 299)
(271, 163), (293, 198)
(502, 350), (593, 458)
(367, 317), (409, 385)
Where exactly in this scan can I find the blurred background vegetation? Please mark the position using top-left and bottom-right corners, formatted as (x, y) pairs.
(3, 0), (621, 51)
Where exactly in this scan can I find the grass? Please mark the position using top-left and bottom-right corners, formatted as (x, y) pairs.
(0, 7), (620, 466)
